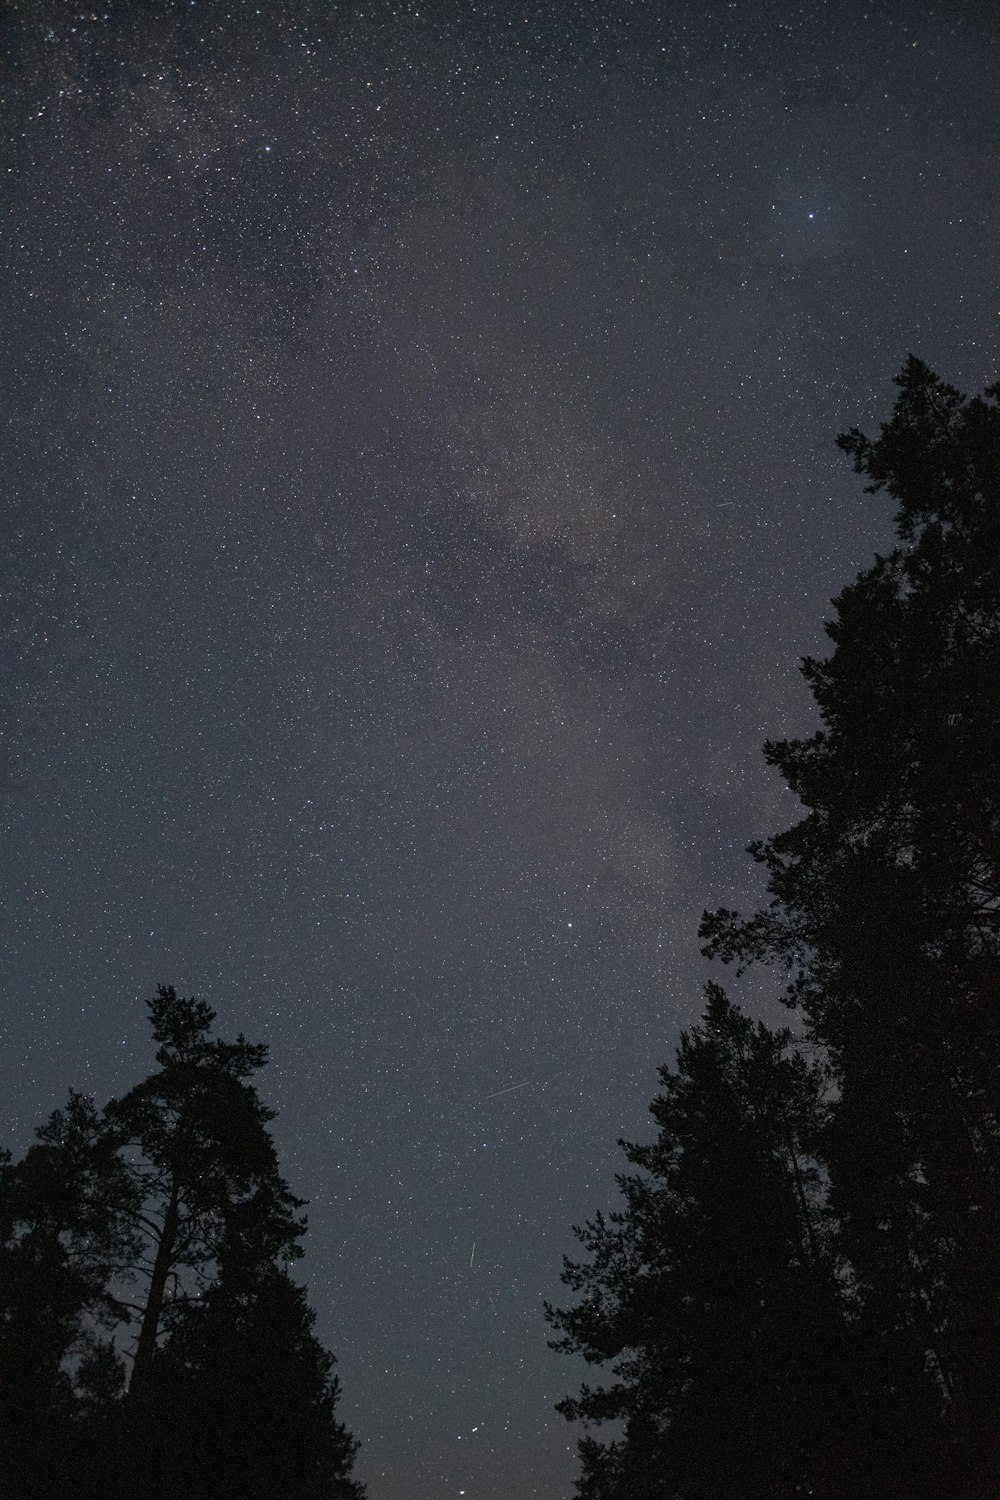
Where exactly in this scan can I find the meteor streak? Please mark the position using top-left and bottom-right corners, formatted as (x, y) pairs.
(484, 1080), (531, 1099)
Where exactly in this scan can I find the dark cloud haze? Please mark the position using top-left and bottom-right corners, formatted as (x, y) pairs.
(2, 2), (997, 1495)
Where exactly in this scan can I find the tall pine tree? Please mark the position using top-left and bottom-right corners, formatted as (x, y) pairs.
(547, 987), (857, 1499)
(552, 361), (998, 1497)
(702, 359), (1000, 1491)
(104, 986), (307, 1402)
(0, 987), (365, 1500)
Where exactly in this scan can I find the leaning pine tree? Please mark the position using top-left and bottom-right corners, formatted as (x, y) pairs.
(550, 360), (999, 1498)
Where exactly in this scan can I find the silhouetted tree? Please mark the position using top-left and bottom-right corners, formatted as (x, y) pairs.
(553, 360), (998, 1498)
(547, 987), (858, 1499)
(0, 1094), (137, 1498)
(143, 1250), (364, 1499)
(0, 987), (364, 1500)
(104, 986), (306, 1402)
(699, 359), (1000, 1493)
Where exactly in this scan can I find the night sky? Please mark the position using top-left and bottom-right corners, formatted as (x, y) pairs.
(2, 1), (997, 1495)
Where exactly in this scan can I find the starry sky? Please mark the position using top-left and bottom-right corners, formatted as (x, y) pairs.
(2, 1), (997, 1495)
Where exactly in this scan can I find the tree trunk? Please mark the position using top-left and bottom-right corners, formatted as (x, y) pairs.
(129, 1171), (180, 1398)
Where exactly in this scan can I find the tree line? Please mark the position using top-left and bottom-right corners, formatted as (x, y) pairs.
(2, 359), (996, 1496)
(547, 358), (1000, 1497)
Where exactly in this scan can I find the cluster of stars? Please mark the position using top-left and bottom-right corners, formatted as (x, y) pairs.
(3, 3), (996, 1498)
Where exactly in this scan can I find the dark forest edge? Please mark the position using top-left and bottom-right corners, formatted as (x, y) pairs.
(0, 987), (365, 1499)
(546, 358), (1000, 1499)
(3, 359), (997, 1498)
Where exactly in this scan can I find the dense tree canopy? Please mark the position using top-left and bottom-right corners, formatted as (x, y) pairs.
(0, 987), (364, 1500)
(143, 1258), (362, 1500)
(105, 986), (307, 1399)
(547, 988), (866, 1499)
(552, 361), (1000, 1497)
(702, 358), (1000, 1489)
(0, 1091), (138, 1496)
